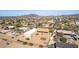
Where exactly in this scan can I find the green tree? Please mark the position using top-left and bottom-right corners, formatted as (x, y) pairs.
(60, 37), (67, 43)
(37, 23), (42, 27)
(49, 28), (53, 33)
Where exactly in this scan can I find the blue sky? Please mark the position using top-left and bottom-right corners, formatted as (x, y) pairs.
(0, 10), (79, 16)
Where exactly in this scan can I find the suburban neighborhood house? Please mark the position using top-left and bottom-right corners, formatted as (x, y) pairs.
(57, 30), (75, 35)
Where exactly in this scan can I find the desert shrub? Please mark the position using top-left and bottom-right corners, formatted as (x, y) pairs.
(41, 37), (46, 40)
(36, 33), (39, 35)
(6, 42), (10, 45)
(23, 42), (28, 45)
(12, 37), (14, 38)
(2, 39), (7, 41)
(39, 45), (44, 48)
(17, 40), (23, 42)
(26, 38), (30, 40)
(28, 43), (33, 46)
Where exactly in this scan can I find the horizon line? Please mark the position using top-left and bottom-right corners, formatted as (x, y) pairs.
(0, 13), (79, 17)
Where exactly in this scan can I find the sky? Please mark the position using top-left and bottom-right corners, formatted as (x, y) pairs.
(0, 10), (79, 16)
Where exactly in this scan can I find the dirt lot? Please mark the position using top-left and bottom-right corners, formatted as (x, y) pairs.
(0, 28), (50, 48)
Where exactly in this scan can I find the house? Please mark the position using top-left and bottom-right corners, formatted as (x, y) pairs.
(71, 34), (79, 40)
(0, 29), (11, 34)
(8, 26), (15, 29)
(48, 42), (78, 48)
(24, 28), (37, 39)
(57, 30), (75, 35)
(37, 28), (49, 33)
(19, 27), (29, 32)
(42, 24), (49, 28)
(76, 21), (79, 26)
(55, 42), (78, 48)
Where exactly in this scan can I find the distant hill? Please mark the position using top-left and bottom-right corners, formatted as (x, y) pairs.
(0, 14), (79, 20)
(61, 14), (79, 16)
(27, 14), (39, 17)
(0, 14), (39, 20)
(21, 14), (39, 17)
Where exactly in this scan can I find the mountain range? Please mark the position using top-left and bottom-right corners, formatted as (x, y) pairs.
(0, 14), (79, 20)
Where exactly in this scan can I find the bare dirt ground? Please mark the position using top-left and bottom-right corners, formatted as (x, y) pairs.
(0, 28), (50, 48)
